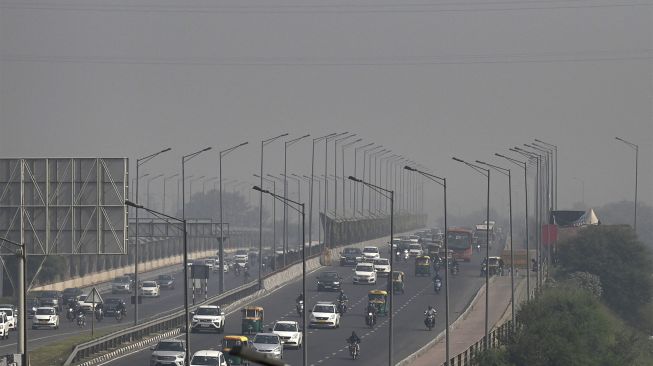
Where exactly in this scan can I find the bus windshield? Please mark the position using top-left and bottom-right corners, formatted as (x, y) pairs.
(447, 232), (471, 249)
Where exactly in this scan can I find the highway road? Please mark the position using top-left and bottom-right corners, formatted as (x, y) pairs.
(103, 241), (505, 366)
(0, 262), (260, 354)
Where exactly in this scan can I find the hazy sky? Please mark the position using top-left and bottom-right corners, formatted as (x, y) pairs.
(1, 0), (651, 223)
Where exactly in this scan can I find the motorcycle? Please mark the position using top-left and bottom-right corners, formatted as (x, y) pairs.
(296, 301), (304, 316)
(450, 264), (459, 275)
(476, 244), (481, 253)
(67, 308), (75, 322)
(424, 312), (436, 331)
(95, 308), (103, 322)
(433, 278), (442, 293)
(348, 342), (360, 360)
(337, 300), (348, 314)
(77, 313), (86, 328)
(115, 309), (126, 322)
(365, 312), (376, 328)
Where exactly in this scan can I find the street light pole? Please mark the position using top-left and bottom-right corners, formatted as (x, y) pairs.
(348, 176), (394, 366)
(147, 174), (164, 209)
(134, 147), (171, 326)
(342, 138), (362, 216)
(403, 166), (450, 365)
(324, 132), (348, 248)
(353, 143), (374, 217)
(253, 187), (307, 366)
(219, 142), (248, 293)
(125, 200), (188, 365)
(284, 134), (310, 265)
(361, 146), (382, 216)
(310, 134), (336, 254)
(282, 173), (302, 252)
(181, 147), (212, 362)
(535, 139), (558, 210)
(477, 160), (515, 331)
(0, 237), (27, 365)
(615, 137), (639, 232)
(453, 157), (490, 348)
(254, 174), (277, 269)
(259, 133), (289, 283)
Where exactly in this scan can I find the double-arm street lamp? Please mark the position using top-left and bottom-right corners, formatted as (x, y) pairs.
(259, 133), (289, 287)
(348, 176), (394, 366)
(477, 160), (516, 330)
(125, 200), (190, 365)
(284, 135), (310, 265)
(452, 156), (491, 348)
(310, 134), (336, 253)
(219, 142), (248, 293)
(134, 148), (171, 325)
(403, 165), (450, 365)
(496, 153), (531, 300)
(324, 132), (349, 247)
(615, 137), (638, 232)
(252, 186), (307, 366)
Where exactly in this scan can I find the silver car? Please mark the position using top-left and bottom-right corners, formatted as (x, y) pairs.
(250, 333), (283, 359)
(150, 339), (186, 366)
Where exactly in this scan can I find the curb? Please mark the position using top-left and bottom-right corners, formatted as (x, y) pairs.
(396, 276), (498, 366)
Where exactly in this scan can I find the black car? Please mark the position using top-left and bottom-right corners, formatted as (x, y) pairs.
(316, 271), (342, 291)
(157, 274), (175, 290)
(62, 287), (83, 307)
(339, 248), (362, 266)
(103, 298), (126, 317)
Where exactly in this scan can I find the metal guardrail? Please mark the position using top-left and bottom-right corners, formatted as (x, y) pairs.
(441, 320), (515, 366)
(63, 281), (259, 366)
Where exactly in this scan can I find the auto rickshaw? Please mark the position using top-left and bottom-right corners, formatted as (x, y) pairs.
(481, 257), (504, 277)
(415, 255), (431, 277)
(222, 335), (249, 365)
(424, 242), (442, 260)
(241, 306), (264, 334)
(392, 271), (405, 294)
(367, 290), (388, 316)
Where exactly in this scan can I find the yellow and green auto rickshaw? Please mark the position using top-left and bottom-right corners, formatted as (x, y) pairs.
(221, 335), (249, 365)
(368, 290), (388, 316)
(392, 271), (405, 294)
(415, 255), (432, 277)
(241, 306), (264, 334)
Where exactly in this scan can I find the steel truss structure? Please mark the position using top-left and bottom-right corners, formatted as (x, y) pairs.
(0, 158), (128, 255)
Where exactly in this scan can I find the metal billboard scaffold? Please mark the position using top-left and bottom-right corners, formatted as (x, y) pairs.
(0, 158), (128, 255)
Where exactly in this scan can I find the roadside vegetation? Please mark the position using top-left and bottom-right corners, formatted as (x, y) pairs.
(475, 225), (653, 366)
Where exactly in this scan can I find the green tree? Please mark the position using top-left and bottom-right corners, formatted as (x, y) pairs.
(556, 225), (653, 325)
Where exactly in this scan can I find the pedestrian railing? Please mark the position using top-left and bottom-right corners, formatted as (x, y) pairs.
(442, 320), (515, 366)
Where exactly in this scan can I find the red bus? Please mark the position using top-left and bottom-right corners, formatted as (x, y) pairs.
(446, 228), (474, 262)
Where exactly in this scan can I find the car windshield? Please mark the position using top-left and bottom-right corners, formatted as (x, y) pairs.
(363, 248), (378, 253)
(343, 248), (360, 254)
(254, 335), (279, 344)
(36, 308), (55, 315)
(78, 295), (87, 301)
(196, 307), (220, 316)
(0, 310), (13, 316)
(274, 323), (297, 332)
(143, 282), (156, 287)
(357, 265), (373, 272)
(156, 341), (184, 351)
(158, 275), (172, 281)
(114, 277), (130, 283)
(190, 355), (219, 366)
(63, 288), (79, 295)
(410, 244), (422, 250)
(375, 259), (389, 265)
(321, 273), (339, 279)
(313, 305), (334, 313)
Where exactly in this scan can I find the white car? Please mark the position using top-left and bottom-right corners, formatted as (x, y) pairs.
(272, 320), (303, 349)
(0, 308), (16, 330)
(373, 258), (390, 277)
(140, 281), (161, 297)
(251, 333), (284, 359)
(32, 307), (59, 330)
(150, 339), (185, 366)
(353, 263), (377, 285)
(204, 258), (215, 270)
(362, 246), (380, 260)
(191, 305), (225, 333)
(309, 302), (340, 329)
(190, 350), (227, 366)
(408, 243), (423, 257)
(0, 313), (8, 339)
(77, 294), (99, 313)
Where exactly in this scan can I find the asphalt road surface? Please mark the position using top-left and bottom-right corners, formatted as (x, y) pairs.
(103, 243), (504, 366)
(0, 262), (259, 354)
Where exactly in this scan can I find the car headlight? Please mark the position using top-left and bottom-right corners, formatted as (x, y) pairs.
(192, 318), (198, 323)
(333, 281), (340, 285)
(176, 354), (184, 359)
(329, 314), (336, 319)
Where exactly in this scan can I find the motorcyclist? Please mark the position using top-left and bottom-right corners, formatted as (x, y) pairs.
(366, 302), (378, 325)
(425, 305), (437, 318)
(433, 272), (442, 283)
(296, 293), (304, 304)
(116, 301), (126, 316)
(347, 331), (361, 345)
(337, 290), (348, 303)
